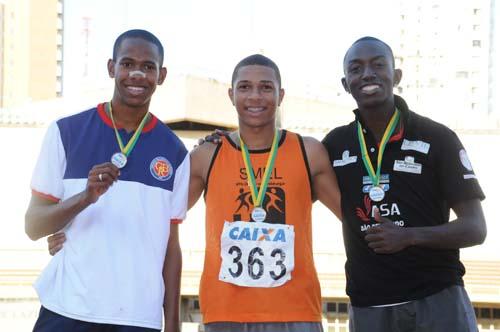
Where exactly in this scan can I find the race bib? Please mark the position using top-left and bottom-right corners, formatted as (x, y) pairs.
(219, 220), (295, 288)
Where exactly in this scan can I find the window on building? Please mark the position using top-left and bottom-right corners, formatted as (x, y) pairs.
(326, 302), (337, 312)
(456, 71), (469, 79)
(338, 303), (348, 313)
(473, 24), (480, 31)
(480, 308), (491, 318)
(494, 308), (500, 319)
(473, 40), (481, 47)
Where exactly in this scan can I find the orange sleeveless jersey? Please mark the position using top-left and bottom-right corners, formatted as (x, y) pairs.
(200, 130), (322, 323)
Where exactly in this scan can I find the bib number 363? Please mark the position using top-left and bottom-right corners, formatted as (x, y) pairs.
(219, 221), (295, 288)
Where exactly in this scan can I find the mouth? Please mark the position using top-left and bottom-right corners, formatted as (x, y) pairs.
(126, 85), (147, 96)
(360, 84), (381, 95)
(246, 107), (266, 114)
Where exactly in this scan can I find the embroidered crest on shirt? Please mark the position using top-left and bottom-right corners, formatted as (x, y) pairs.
(333, 150), (358, 167)
(150, 156), (173, 181)
(459, 149), (477, 179)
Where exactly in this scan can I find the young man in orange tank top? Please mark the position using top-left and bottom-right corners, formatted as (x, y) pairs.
(189, 54), (342, 332)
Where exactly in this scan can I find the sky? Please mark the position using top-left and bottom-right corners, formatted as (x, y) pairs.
(62, 0), (403, 98)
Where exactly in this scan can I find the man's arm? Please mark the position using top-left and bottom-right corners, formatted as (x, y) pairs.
(163, 223), (182, 332)
(365, 199), (486, 253)
(187, 144), (218, 210)
(302, 136), (342, 220)
(25, 162), (119, 240)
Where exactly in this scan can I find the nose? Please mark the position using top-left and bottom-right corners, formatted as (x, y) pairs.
(247, 87), (263, 100)
(129, 70), (146, 78)
(361, 66), (376, 80)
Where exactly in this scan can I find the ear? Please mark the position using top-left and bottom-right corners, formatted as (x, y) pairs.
(157, 67), (167, 85)
(341, 77), (350, 94)
(228, 88), (235, 106)
(277, 88), (285, 106)
(393, 69), (402, 87)
(107, 59), (115, 78)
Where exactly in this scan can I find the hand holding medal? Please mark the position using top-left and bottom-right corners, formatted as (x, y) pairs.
(83, 162), (120, 204)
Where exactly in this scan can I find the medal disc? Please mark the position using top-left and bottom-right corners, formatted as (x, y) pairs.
(369, 186), (385, 202)
(111, 152), (127, 169)
(251, 207), (267, 222)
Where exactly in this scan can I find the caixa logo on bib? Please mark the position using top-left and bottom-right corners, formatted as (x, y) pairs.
(150, 156), (173, 181)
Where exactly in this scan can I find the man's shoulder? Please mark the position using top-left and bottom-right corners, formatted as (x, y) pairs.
(322, 121), (355, 145)
(406, 109), (457, 141)
(56, 106), (98, 126)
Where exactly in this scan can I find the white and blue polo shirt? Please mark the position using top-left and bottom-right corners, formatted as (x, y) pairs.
(30, 103), (189, 329)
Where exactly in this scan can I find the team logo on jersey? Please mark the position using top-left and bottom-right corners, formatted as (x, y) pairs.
(355, 195), (405, 231)
(150, 156), (173, 181)
(355, 195), (372, 222)
(459, 149), (473, 171)
(233, 187), (286, 224)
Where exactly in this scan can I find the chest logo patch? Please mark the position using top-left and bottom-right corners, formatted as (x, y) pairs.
(401, 139), (430, 154)
(393, 156), (422, 174)
(150, 156), (173, 181)
(333, 150), (358, 167)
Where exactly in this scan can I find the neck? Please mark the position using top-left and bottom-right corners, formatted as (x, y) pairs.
(110, 100), (149, 132)
(234, 125), (277, 150)
(358, 98), (396, 142)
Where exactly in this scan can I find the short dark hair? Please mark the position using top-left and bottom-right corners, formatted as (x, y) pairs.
(343, 36), (395, 69)
(231, 54), (281, 88)
(113, 29), (164, 67)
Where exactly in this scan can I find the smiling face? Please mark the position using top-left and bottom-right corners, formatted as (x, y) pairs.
(341, 39), (401, 110)
(108, 37), (167, 110)
(229, 65), (284, 130)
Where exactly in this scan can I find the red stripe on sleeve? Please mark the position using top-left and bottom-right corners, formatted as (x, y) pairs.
(32, 189), (60, 203)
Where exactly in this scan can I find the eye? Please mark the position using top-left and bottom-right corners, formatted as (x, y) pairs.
(143, 64), (156, 71)
(374, 62), (386, 69)
(120, 61), (133, 68)
(261, 84), (274, 92)
(348, 65), (361, 74)
(237, 84), (250, 91)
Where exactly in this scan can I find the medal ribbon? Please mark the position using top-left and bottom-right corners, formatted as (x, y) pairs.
(240, 130), (280, 208)
(107, 102), (150, 157)
(357, 109), (400, 186)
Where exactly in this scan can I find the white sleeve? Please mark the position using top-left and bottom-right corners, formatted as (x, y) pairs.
(30, 121), (67, 201)
(170, 152), (190, 223)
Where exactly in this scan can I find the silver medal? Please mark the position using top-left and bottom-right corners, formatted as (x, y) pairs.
(111, 152), (127, 169)
(369, 185), (385, 202)
(251, 207), (267, 222)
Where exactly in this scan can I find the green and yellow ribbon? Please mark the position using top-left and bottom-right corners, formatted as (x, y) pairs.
(240, 130), (280, 208)
(107, 102), (150, 157)
(357, 109), (400, 187)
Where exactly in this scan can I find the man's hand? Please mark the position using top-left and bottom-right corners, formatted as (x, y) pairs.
(364, 208), (412, 254)
(84, 162), (120, 204)
(196, 129), (228, 147)
(48, 232), (66, 256)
